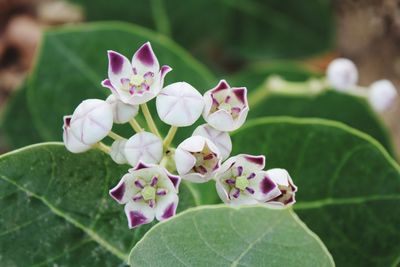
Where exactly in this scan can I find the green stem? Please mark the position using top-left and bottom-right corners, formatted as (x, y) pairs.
(163, 126), (178, 150)
(140, 103), (161, 137)
(92, 142), (111, 154)
(108, 131), (124, 141)
(129, 118), (143, 133)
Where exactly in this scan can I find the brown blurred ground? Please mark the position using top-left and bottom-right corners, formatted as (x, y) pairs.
(0, 0), (399, 153)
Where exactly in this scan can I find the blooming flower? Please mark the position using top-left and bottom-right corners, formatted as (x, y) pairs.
(69, 99), (113, 145)
(264, 168), (297, 206)
(326, 58), (358, 91)
(110, 139), (128, 164)
(106, 95), (139, 124)
(124, 132), (163, 167)
(102, 42), (172, 105)
(368, 79), (398, 112)
(175, 136), (221, 182)
(203, 80), (249, 132)
(192, 124), (232, 160)
(109, 162), (181, 228)
(215, 154), (288, 206)
(156, 82), (204, 126)
(62, 115), (91, 153)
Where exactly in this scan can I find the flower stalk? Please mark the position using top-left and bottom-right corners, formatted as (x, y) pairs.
(129, 118), (143, 133)
(93, 142), (111, 154)
(108, 131), (124, 141)
(163, 126), (178, 150)
(141, 103), (161, 137)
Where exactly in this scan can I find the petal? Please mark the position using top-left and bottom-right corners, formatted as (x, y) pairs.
(107, 50), (133, 89)
(192, 124), (232, 160)
(166, 170), (181, 191)
(63, 116), (91, 153)
(231, 87), (248, 105)
(110, 139), (128, 164)
(220, 154), (265, 174)
(326, 58), (358, 91)
(155, 193), (179, 221)
(250, 171), (281, 202)
(176, 135), (207, 153)
(124, 200), (155, 228)
(368, 79), (398, 112)
(125, 90), (158, 105)
(182, 172), (211, 183)
(215, 179), (230, 204)
(174, 147), (196, 175)
(232, 107), (249, 130)
(70, 99), (113, 145)
(109, 173), (139, 204)
(206, 109), (236, 132)
(132, 42), (160, 75)
(124, 132), (163, 166)
(228, 191), (258, 206)
(211, 79), (230, 93)
(156, 82), (204, 127)
(106, 94), (139, 124)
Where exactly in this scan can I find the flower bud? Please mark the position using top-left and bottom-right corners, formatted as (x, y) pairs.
(192, 124), (232, 160)
(124, 132), (163, 167)
(203, 80), (249, 132)
(265, 168), (297, 206)
(326, 58), (358, 91)
(174, 136), (221, 183)
(69, 99), (113, 145)
(62, 115), (91, 153)
(156, 82), (204, 127)
(368, 79), (398, 112)
(106, 95), (139, 124)
(110, 139), (128, 164)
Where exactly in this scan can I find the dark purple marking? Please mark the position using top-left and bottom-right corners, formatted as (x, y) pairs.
(110, 182), (125, 201)
(150, 176), (158, 187)
(197, 165), (207, 174)
(247, 173), (256, 180)
(156, 189), (167, 196)
(132, 67), (137, 75)
(212, 80), (229, 93)
(167, 174), (180, 189)
(260, 177), (277, 194)
(101, 79), (113, 89)
(285, 196), (295, 205)
(231, 107), (241, 113)
(136, 43), (155, 66)
(224, 95), (231, 103)
(132, 194), (143, 202)
(232, 88), (246, 104)
(160, 65), (172, 78)
(148, 199), (155, 208)
(108, 51), (124, 74)
(134, 180), (144, 189)
(237, 166), (243, 176)
(162, 202), (176, 219)
(128, 211), (148, 228)
(203, 153), (214, 160)
(232, 188), (240, 198)
(225, 179), (235, 185)
(246, 187), (255, 194)
(63, 116), (72, 127)
(244, 155), (265, 166)
(133, 162), (149, 170)
(211, 94), (220, 106)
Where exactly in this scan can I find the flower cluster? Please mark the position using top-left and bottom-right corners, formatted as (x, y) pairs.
(327, 58), (398, 112)
(63, 42), (297, 228)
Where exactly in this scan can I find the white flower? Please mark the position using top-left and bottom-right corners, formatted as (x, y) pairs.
(174, 136), (221, 183)
(62, 115), (91, 153)
(69, 99), (113, 145)
(124, 132), (163, 167)
(192, 124), (232, 160)
(109, 162), (181, 228)
(326, 58), (358, 91)
(264, 168), (297, 206)
(156, 82), (204, 127)
(102, 42), (172, 105)
(215, 154), (282, 206)
(203, 80), (249, 132)
(110, 139), (128, 164)
(368, 79), (398, 112)
(106, 95), (139, 124)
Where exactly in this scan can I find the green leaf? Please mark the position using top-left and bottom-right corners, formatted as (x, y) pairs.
(71, 0), (333, 61)
(129, 205), (334, 266)
(0, 143), (197, 266)
(0, 84), (42, 150)
(27, 22), (215, 142)
(232, 117), (400, 267)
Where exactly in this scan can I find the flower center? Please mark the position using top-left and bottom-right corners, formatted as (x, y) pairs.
(130, 74), (145, 86)
(235, 175), (249, 190)
(142, 186), (156, 201)
(120, 71), (155, 95)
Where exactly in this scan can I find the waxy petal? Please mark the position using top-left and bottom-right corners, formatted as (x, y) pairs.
(106, 94), (139, 124)
(250, 171), (281, 202)
(110, 139), (128, 164)
(215, 179), (230, 204)
(107, 50), (134, 90)
(174, 148), (196, 175)
(265, 168), (297, 206)
(70, 99), (113, 145)
(131, 42), (159, 75)
(62, 115), (91, 153)
(156, 82), (204, 126)
(218, 154), (265, 175)
(124, 132), (163, 166)
(155, 193), (179, 221)
(124, 200), (155, 228)
(109, 173), (140, 204)
(192, 124), (232, 160)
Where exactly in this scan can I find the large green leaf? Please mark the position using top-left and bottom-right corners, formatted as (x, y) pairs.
(129, 205), (334, 266)
(0, 84), (42, 150)
(70, 0), (333, 62)
(27, 22), (215, 142)
(0, 143), (197, 266)
(232, 117), (400, 267)
(231, 62), (395, 156)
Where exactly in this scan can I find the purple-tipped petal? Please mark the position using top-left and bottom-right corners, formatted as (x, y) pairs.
(212, 79), (230, 93)
(232, 87), (247, 104)
(166, 172), (181, 191)
(155, 193), (179, 221)
(108, 51), (125, 74)
(244, 155), (265, 166)
(260, 176), (277, 194)
(131, 161), (150, 171)
(109, 181), (126, 203)
(124, 201), (155, 228)
(132, 42), (160, 74)
(160, 65), (172, 78)
(107, 50), (133, 90)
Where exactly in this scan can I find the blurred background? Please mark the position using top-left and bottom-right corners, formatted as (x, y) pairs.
(0, 0), (399, 153)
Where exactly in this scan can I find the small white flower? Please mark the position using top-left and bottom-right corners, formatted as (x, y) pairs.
(174, 136), (221, 183)
(124, 132), (163, 167)
(106, 95), (139, 124)
(326, 58), (358, 91)
(192, 124), (232, 160)
(69, 99), (113, 145)
(102, 42), (172, 105)
(62, 115), (91, 153)
(264, 168), (297, 206)
(203, 80), (249, 132)
(215, 154), (282, 206)
(368, 79), (398, 112)
(110, 139), (128, 164)
(109, 162), (181, 228)
(156, 82), (204, 127)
